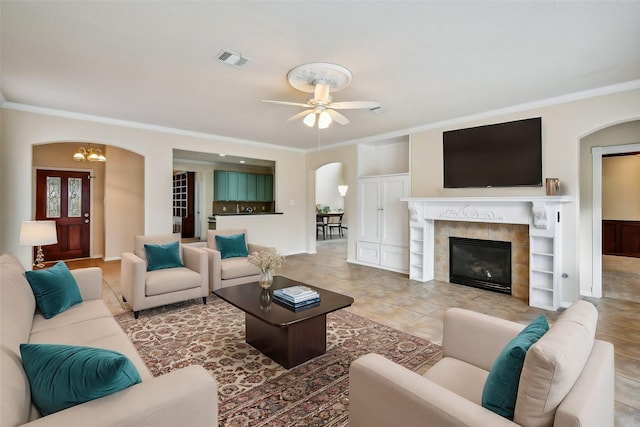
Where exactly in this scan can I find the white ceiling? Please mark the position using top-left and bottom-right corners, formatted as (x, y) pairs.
(2, 1), (639, 151)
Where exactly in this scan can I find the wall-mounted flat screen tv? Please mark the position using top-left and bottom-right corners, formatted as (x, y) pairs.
(443, 117), (542, 188)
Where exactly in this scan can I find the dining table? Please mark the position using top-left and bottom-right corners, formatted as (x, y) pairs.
(316, 212), (344, 240)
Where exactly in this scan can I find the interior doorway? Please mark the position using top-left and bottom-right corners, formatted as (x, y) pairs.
(315, 162), (348, 244)
(592, 142), (640, 301)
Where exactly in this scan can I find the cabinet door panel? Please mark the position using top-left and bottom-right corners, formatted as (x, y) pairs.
(265, 175), (274, 201)
(256, 174), (266, 201)
(380, 245), (409, 270)
(214, 171), (228, 201)
(237, 173), (248, 201)
(247, 174), (257, 201)
(380, 177), (409, 247)
(356, 241), (381, 264)
(358, 180), (381, 242)
(227, 172), (238, 200)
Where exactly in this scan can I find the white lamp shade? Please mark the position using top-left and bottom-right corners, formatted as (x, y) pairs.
(19, 221), (58, 246)
(303, 112), (316, 127)
(318, 111), (332, 129)
(338, 185), (349, 196)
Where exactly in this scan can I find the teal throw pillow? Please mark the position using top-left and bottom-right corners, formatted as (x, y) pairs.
(25, 261), (82, 319)
(20, 343), (142, 416)
(482, 314), (549, 420)
(215, 233), (249, 259)
(144, 240), (183, 271)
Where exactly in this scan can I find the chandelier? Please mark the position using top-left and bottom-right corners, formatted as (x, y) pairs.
(73, 146), (106, 162)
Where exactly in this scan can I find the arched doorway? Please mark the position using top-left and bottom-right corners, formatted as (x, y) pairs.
(32, 142), (144, 262)
(315, 162), (348, 253)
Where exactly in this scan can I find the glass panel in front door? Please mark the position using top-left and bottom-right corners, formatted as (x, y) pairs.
(68, 177), (82, 217)
(46, 176), (61, 218)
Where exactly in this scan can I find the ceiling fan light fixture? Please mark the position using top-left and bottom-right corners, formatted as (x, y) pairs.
(318, 111), (332, 129)
(303, 112), (316, 127)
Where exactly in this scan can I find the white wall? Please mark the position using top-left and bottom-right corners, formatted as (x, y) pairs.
(1, 108), (307, 267)
(315, 163), (344, 212)
(602, 155), (640, 220)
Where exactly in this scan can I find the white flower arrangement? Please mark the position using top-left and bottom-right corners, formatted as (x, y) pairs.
(247, 248), (285, 273)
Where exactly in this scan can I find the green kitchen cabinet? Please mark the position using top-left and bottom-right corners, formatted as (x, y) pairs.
(237, 172), (248, 201)
(265, 174), (273, 201)
(227, 172), (238, 201)
(214, 171), (228, 201)
(256, 174), (266, 201)
(247, 173), (257, 201)
(215, 171), (273, 202)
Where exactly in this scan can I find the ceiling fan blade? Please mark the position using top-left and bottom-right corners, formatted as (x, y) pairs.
(329, 100), (380, 110)
(314, 83), (331, 103)
(262, 99), (310, 108)
(286, 109), (314, 122)
(327, 109), (350, 125)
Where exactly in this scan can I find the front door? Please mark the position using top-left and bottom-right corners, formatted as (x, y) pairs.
(35, 169), (91, 261)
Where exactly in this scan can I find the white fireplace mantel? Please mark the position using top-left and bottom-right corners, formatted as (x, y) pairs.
(401, 196), (574, 310)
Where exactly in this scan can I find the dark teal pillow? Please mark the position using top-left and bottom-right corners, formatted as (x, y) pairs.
(25, 261), (82, 319)
(20, 343), (142, 416)
(482, 314), (549, 419)
(215, 233), (249, 259)
(144, 240), (183, 271)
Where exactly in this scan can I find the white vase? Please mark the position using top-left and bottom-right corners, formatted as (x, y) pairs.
(259, 270), (273, 289)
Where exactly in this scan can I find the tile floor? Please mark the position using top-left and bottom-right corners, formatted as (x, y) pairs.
(81, 239), (639, 426)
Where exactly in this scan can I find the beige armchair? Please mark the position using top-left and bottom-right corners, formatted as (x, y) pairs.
(121, 233), (209, 319)
(349, 300), (614, 427)
(201, 229), (273, 291)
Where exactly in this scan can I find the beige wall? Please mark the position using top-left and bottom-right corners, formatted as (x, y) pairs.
(602, 155), (640, 220)
(104, 146), (144, 259)
(1, 108), (307, 267)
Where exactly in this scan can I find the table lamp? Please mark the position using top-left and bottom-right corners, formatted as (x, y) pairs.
(19, 221), (58, 268)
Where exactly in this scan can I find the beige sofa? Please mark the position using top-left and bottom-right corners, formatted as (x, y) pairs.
(350, 300), (614, 427)
(0, 253), (218, 427)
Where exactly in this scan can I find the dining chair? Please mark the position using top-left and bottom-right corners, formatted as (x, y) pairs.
(327, 213), (344, 238)
(316, 214), (327, 240)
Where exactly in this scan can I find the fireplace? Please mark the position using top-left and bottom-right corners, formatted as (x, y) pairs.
(449, 237), (512, 294)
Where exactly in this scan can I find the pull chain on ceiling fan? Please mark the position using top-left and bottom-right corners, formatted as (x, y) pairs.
(262, 63), (380, 129)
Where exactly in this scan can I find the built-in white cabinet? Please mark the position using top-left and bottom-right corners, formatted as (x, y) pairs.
(356, 174), (410, 273)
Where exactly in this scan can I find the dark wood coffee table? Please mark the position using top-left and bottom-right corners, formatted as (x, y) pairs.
(213, 276), (354, 368)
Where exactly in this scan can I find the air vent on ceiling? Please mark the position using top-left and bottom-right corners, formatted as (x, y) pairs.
(216, 50), (251, 68)
(369, 106), (385, 114)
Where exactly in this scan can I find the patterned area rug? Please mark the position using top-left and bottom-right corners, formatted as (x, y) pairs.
(115, 297), (442, 426)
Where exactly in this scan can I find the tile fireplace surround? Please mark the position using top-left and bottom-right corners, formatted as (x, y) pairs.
(403, 196), (574, 310)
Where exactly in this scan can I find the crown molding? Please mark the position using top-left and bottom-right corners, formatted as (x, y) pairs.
(0, 102), (306, 153)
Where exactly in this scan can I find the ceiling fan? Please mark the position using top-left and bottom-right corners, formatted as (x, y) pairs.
(262, 63), (380, 129)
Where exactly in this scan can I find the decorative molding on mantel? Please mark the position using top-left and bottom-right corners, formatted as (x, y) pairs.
(403, 196), (574, 230)
(439, 205), (504, 222)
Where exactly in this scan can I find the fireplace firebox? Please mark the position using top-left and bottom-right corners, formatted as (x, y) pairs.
(449, 237), (512, 294)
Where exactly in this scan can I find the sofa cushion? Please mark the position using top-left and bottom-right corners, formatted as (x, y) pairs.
(145, 267), (202, 296)
(144, 241), (184, 271)
(31, 299), (113, 334)
(514, 301), (598, 427)
(482, 314), (549, 419)
(25, 261), (82, 319)
(215, 233), (249, 259)
(220, 257), (260, 280)
(20, 343), (141, 416)
(424, 356), (489, 405)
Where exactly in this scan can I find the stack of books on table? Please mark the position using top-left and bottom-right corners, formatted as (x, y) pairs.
(273, 286), (320, 311)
